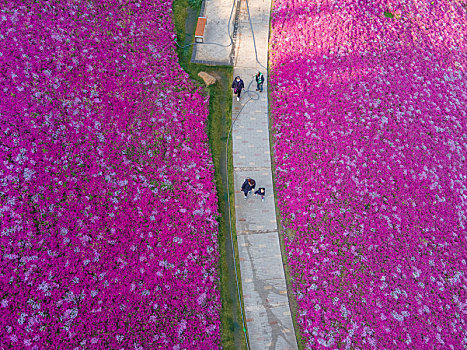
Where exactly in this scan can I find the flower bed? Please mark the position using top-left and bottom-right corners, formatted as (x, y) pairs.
(0, 1), (220, 348)
(270, 0), (466, 348)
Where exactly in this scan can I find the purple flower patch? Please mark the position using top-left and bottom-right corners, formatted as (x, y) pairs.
(0, 1), (220, 348)
(270, 0), (466, 348)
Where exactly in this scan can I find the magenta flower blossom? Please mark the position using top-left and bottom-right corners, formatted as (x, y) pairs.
(270, 0), (466, 348)
(0, 1), (220, 349)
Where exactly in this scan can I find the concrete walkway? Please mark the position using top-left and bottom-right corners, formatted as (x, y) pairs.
(232, 1), (298, 349)
(191, 0), (238, 65)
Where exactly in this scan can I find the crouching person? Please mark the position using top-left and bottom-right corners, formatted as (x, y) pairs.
(241, 178), (256, 199)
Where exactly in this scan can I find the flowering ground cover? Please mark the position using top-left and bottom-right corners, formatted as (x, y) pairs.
(270, 0), (466, 348)
(1, 1), (221, 348)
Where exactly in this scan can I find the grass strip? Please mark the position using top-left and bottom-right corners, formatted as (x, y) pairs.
(173, 1), (247, 348)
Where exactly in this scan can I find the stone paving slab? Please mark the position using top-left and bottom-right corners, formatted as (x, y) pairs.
(235, 170), (277, 232)
(238, 232), (296, 350)
(232, 145), (270, 168)
(245, 304), (296, 350)
(237, 233), (287, 284)
(232, 1), (298, 348)
(232, 131), (271, 168)
(235, 1), (270, 68)
(235, 32), (268, 68)
(234, 98), (268, 114)
(242, 274), (288, 300)
(232, 112), (269, 133)
(242, 0), (271, 23)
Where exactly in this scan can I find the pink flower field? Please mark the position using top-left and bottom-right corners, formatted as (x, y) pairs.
(1, 1), (220, 349)
(270, 0), (466, 348)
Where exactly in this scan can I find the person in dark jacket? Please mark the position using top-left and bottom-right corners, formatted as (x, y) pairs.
(232, 76), (245, 101)
(241, 178), (256, 199)
(255, 72), (264, 92)
(255, 187), (266, 202)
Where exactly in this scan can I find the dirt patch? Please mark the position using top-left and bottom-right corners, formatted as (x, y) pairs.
(208, 71), (223, 81)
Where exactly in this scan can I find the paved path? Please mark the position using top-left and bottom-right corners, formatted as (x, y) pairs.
(232, 1), (298, 349)
(191, 0), (237, 65)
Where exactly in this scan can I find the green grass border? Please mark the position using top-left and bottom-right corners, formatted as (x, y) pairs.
(226, 117), (249, 350)
(172, 1), (248, 348)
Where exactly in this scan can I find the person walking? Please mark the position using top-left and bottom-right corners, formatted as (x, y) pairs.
(232, 76), (245, 101)
(255, 187), (266, 202)
(241, 178), (256, 199)
(255, 72), (264, 92)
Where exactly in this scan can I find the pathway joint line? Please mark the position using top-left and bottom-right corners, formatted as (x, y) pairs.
(237, 229), (278, 235)
(234, 167), (271, 171)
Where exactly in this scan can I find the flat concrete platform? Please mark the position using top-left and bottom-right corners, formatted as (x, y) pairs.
(191, 0), (237, 65)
